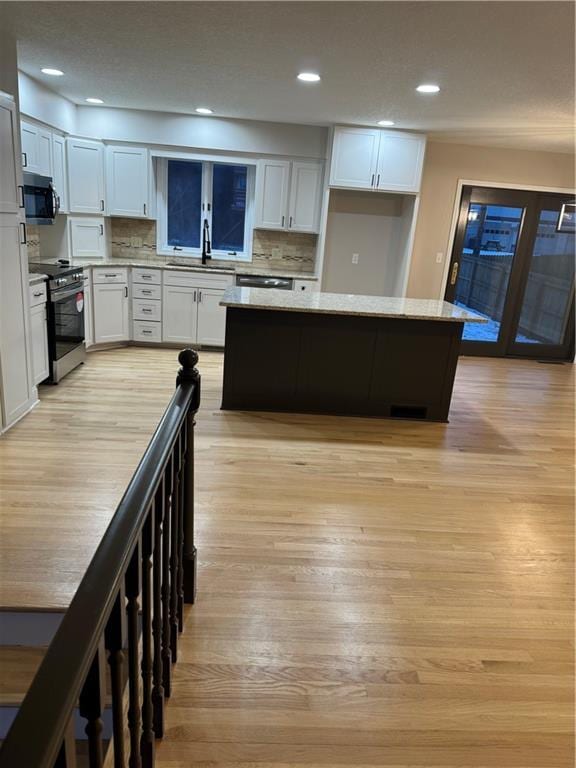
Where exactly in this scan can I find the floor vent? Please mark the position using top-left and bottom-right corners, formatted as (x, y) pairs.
(390, 405), (428, 420)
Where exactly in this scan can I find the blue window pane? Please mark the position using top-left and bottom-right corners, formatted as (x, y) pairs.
(212, 164), (247, 253)
(167, 160), (202, 248)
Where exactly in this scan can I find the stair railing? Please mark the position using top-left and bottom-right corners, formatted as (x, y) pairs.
(0, 348), (201, 768)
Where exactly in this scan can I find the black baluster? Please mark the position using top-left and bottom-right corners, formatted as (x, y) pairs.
(152, 479), (165, 736)
(176, 349), (201, 604)
(54, 718), (77, 768)
(126, 541), (142, 768)
(162, 458), (172, 698)
(177, 430), (186, 632)
(170, 444), (180, 663)
(79, 641), (106, 768)
(140, 510), (155, 768)
(105, 587), (127, 768)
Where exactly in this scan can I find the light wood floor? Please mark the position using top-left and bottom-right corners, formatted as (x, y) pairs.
(1, 348), (574, 766)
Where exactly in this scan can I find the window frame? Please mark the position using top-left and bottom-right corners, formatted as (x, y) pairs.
(156, 157), (255, 262)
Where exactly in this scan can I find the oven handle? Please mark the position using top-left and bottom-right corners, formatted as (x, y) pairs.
(50, 285), (84, 303)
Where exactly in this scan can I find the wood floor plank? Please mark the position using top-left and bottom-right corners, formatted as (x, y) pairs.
(0, 348), (573, 765)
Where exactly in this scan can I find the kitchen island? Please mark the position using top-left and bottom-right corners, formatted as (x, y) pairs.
(220, 288), (486, 421)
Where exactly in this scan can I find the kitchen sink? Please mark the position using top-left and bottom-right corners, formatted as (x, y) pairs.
(166, 262), (234, 271)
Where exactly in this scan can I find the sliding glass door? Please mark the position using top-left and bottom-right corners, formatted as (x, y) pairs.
(445, 186), (575, 360)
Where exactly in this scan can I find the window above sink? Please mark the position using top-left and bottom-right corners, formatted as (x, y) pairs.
(156, 158), (255, 262)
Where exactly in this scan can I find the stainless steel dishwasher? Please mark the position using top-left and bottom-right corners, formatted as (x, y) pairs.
(235, 274), (294, 290)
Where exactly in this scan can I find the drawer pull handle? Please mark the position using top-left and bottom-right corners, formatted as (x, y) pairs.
(33, 291), (43, 297)
(142, 308), (152, 313)
(142, 329), (152, 335)
(104, 273), (118, 278)
(141, 290), (152, 295)
(141, 274), (152, 279)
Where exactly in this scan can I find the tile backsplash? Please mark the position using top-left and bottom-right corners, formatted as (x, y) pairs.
(109, 218), (316, 273)
(26, 224), (41, 261)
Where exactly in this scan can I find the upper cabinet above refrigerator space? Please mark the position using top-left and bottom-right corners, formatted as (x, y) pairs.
(329, 126), (426, 194)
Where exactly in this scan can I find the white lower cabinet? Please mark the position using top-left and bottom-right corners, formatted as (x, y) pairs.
(83, 269), (93, 347)
(196, 289), (227, 346)
(133, 320), (162, 343)
(162, 285), (198, 344)
(163, 272), (231, 347)
(93, 282), (129, 343)
(29, 303), (49, 385)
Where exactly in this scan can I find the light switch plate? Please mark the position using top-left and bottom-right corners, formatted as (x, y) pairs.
(352, 253), (359, 264)
(435, 252), (443, 264)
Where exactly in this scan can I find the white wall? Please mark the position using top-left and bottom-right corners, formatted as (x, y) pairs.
(18, 72), (76, 134)
(322, 190), (413, 297)
(75, 106), (328, 159)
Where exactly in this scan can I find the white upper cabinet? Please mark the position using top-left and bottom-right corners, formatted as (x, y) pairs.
(376, 132), (426, 193)
(69, 217), (107, 260)
(256, 159), (323, 234)
(20, 120), (52, 176)
(51, 134), (68, 213)
(288, 162), (323, 233)
(106, 146), (150, 218)
(329, 127), (380, 189)
(0, 100), (21, 215)
(255, 160), (291, 230)
(67, 138), (105, 214)
(329, 126), (426, 194)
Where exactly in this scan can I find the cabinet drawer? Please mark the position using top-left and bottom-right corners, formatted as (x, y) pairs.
(29, 282), (47, 307)
(163, 270), (233, 290)
(133, 321), (162, 343)
(93, 268), (128, 284)
(133, 283), (161, 300)
(133, 298), (161, 321)
(132, 268), (161, 285)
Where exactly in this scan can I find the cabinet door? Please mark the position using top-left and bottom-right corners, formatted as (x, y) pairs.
(70, 218), (106, 259)
(20, 121), (52, 176)
(255, 160), (290, 230)
(162, 285), (197, 343)
(83, 271), (94, 347)
(20, 121), (39, 172)
(376, 132), (426, 193)
(0, 97), (21, 215)
(196, 288), (226, 346)
(30, 303), (49, 385)
(288, 162), (323, 233)
(329, 127), (380, 189)
(93, 283), (129, 343)
(67, 138), (105, 214)
(0, 215), (33, 426)
(37, 128), (52, 176)
(106, 146), (149, 218)
(51, 135), (68, 213)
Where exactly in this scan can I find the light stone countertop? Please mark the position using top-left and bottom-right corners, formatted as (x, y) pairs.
(52, 257), (319, 282)
(220, 288), (488, 323)
(28, 273), (48, 286)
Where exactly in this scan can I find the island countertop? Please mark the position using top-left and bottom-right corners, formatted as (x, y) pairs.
(220, 287), (487, 323)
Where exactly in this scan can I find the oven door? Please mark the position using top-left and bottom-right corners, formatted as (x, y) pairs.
(24, 174), (59, 225)
(49, 284), (85, 360)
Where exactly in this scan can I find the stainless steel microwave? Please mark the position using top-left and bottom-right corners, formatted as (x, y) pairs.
(23, 172), (60, 224)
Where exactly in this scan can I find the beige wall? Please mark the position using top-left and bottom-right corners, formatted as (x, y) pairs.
(407, 141), (575, 299)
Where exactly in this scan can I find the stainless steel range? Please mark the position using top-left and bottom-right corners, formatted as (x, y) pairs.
(28, 262), (86, 383)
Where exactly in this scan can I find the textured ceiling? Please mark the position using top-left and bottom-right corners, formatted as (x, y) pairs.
(2, 1), (574, 152)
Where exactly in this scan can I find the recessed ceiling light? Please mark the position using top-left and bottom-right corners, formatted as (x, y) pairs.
(377, 120), (395, 126)
(41, 68), (64, 77)
(85, 97), (104, 104)
(416, 84), (440, 93)
(195, 107), (213, 115)
(297, 72), (321, 83)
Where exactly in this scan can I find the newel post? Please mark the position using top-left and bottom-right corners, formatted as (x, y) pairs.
(176, 348), (201, 604)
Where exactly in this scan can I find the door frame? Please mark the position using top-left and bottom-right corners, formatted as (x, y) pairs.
(441, 179), (575, 300)
(443, 181), (575, 360)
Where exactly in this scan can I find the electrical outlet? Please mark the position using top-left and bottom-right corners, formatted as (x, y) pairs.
(352, 253), (359, 265)
(435, 252), (443, 264)
(271, 247), (282, 260)
(131, 237), (143, 248)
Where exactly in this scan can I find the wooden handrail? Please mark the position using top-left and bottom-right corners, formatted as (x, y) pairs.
(0, 348), (201, 768)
